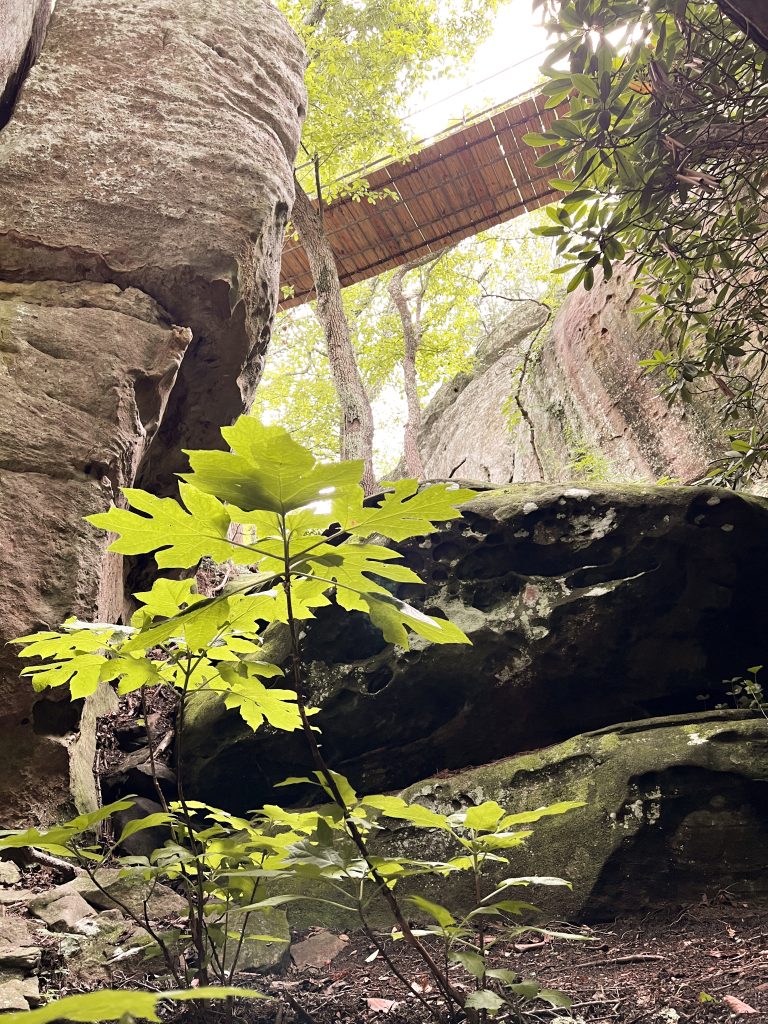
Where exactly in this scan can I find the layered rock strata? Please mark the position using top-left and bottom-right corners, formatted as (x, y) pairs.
(0, 0), (306, 825)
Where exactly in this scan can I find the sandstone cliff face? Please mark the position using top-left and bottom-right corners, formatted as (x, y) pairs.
(0, 0), (306, 825)
(419, 272), (724, 486)
(0, 0), (52, 126)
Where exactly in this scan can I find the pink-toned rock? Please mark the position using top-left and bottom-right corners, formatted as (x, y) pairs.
(419, 272), (724, 487)
(290, 931), (348, 969)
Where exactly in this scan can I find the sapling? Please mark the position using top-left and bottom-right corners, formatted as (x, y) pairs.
(4, 417), (585, 1023)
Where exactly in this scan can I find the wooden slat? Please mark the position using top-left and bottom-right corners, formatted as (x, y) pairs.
(280, 91), (568, 307)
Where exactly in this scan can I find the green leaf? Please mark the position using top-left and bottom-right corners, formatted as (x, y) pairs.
(499, 802), (585, 828)
(343, 479), (475, 540)
(364, 795), (451, 831)
(118, 813), (173, 844)
(505, 980), (541, 1000)
(0, 987), (266, 1024)
(219, 665), (303, 733)
(302, 542), (423, 612)
(87, 485), (242, 569)
(132, 578), (206, 626)
(471, 899), (540, 917)
(182, 419), (364, 515)
(406, 895), (455, 928)
(23, 652), (106, 699)
(485, 968), (520, 985)
(494, 875), (573, 889)
(0, 801), (134, 857)
(538, 988), (573, 1008)
(121, 592), (276, 655)
(101, 654), (164, 695)
(365, 594), (470, 650)
(460, 801), (506, 831)
(465, 990), (506, 1014)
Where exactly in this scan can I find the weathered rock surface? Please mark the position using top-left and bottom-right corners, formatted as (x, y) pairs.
(394, 711), (768, 921)
(418, 302), (549, 484)
(0, 283), (188, 824)
(0, 974), (40, 1012)
(419, 273), (725, 486)
(0, 1), (305, 825)
(184, 484), (768, 811)
(290, 930), (348, 970)
(29, 888), (96, 931)
(0, 862), (21, 887)
(0, 917), (42, 1011)
(69, 868), (187, 920)
(0, 0), (306, 488)
(0, 0), (52, 126)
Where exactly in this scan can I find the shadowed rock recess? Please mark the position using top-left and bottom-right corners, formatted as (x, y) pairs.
(0, 0), (306, 826)
(184, 485), (768, 813)
(393, 711), (768, 920)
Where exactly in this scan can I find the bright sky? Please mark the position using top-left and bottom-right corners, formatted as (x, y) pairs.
(406, 0), (548, 140)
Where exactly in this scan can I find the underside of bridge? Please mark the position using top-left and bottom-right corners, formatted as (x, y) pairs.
(279, 91), (563, 308)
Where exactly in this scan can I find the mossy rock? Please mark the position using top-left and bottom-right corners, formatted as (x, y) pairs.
(183, 484), (768, 813)
(390, 710), (768, 921)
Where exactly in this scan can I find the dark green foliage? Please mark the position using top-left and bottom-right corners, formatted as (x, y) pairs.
(528, 0), (768, 484)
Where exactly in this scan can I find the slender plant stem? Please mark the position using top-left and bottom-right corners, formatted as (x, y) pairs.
(279, 519), (467, 1016)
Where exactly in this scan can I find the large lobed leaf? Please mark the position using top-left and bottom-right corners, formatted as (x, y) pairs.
(341, 478), (475, 540)
(87, 485), (246, 569)
(182, 418), (364, 516)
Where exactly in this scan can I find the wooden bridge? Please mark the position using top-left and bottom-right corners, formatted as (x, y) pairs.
(279, 91), (563, 308)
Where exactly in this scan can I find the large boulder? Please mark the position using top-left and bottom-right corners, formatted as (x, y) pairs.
(394, 711), (768, 921)
(419, 272), (725, 485)
(183, 484), (768, 812)
(0, 0), (306, 825)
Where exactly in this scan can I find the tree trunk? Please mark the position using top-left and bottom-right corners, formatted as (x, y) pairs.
(388, 267), (426, 480)
(291, 176), (376, 493)
(716, 1), (768, 51)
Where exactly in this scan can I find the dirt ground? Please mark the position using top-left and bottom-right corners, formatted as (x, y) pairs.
(249, 899), (767, 1023)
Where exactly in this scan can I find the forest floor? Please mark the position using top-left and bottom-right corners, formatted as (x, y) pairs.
(249, 899), (767, 1023)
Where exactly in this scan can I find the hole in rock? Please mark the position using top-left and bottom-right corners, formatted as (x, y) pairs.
(305, 607), (388, 663)
(365, 665), (394, 694)
(432, 540), (464, 563)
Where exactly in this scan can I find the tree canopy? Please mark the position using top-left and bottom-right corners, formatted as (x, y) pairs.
(528, 0), (768, 484)
(254, 215), (560, 472)
(280, 0), (502, 196)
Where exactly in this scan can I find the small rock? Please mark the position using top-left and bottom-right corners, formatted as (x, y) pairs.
(0, 863), (21, 887)
(0, 974), (40, 1011)
(72, 869), (186, 920)
(0, 946), (41, 971)
(0, 890), (33, 906)
(220, 909), (290, 973)
(30, 890), (96, 931)
(290, 930), (348, 970)
(0, 978), (30, 1012)
(0, 917), (39, 949)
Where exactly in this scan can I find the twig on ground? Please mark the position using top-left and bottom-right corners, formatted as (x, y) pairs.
(571, 953), (665, 968)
